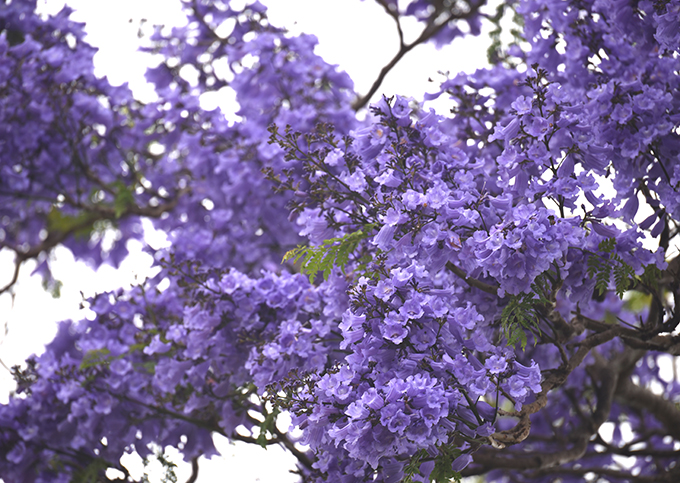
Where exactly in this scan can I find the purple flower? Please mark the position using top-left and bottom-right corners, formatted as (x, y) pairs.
(611, 103), (633, 124)
(526, 116), (550, 139)
(400, 295), (426, 320)
(361, 388), (385, 410)
(340, 170), (367, 192)
(489, 117), (520, 143)
(391, 266), (414, 287)
(386, 409), (411, 434)
(511, 95), (533, 114)
(402, 189), (424, 209)
(346, 401), (369, 420)
(485, 354), (508, 374)
(392, 95), (412, 119)
(6, 442), (26, 464)
(143, 334), (172, 355)
(374, 279), (396, 301)
(373, 224), (396, 249)
(448, 147), (469, 167)
(451, 454), (472, 472)
(324, 148), (344, 166)
(381, 321), (409, 344)
(109, 358), (132, 375)
(421, 223), (441, 246)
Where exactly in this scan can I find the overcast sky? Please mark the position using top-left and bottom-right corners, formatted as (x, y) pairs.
(0, 1), (490, 481)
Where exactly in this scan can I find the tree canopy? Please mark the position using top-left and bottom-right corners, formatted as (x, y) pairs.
(1, 0), (680, 482)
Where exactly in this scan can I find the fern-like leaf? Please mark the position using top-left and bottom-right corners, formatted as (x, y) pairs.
(612, 254), (635, 297)
(587, 238), (637, 298)
(500, 281), (548, 350)
(282, 224), (376, 282)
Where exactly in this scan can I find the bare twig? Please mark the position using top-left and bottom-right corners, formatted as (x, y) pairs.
(352, 1), (485, 110)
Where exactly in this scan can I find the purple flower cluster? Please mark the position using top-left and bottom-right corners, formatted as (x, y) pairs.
(0, 262), (346, 480)
(2, 0), (680, 482)
(0, 3), (150, 272)
(266, 97), (557, 478)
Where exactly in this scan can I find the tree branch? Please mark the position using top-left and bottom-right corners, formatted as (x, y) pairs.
(525, 465), (680, 482)
(473, 344), (640, 474)
(445, 261), (499, 295)
(185, 457), (199, 483)
(271, 425), (315, 471)
(615, 378), (680, 440)
(353, 1), (485, 110)
(0, 187), (188, 295)
(488, 326), (623, 447)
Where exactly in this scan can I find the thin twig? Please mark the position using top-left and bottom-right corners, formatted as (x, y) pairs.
(353, 1), (484, 110)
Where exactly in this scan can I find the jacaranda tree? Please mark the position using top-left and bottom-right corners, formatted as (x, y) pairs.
(2, 0), (680, 481)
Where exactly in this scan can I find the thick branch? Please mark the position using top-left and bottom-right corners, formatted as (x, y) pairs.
(468, 436), (589, 472)
(526, 465), (680, 482)
(445, 261), (499, 295)
(489, 326), (623, 447)
(615, 379), (680, 440)
(474, 344), (639, 475)
(0, 188), (187, 295)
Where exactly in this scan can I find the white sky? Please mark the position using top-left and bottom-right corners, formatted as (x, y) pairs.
(0, 1), (491, 481)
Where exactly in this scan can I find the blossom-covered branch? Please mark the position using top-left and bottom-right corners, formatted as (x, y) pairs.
(2, 0), (680, 482)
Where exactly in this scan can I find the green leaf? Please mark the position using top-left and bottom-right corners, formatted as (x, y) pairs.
(402, 445), (463, 483)
(42, 278), (63, 299)
(639, 263), (662, 291)
(625, 290), (652, 312)
(155, 450), (179, 483)
(500, 278), (549, 350)
(587, 238), (638, 299)
(46, 208), (96, 240)
(282, 224), (376, 282)
(612, 254), (635, 297)
(598, 237), (617, 253)
(430, 445), (463, 483)
(401, 449), (427, 483)
(256, 408), (280, 449)
(70, 458), (110, 483)
(110, 181), (136, 218)
(80, 348), (112, 370)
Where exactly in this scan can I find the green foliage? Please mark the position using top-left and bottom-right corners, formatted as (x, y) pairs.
(282, 224), (376, 283)
(42, 277), (63, 299)
(500, 282), (548, 350)
(486, 0), (523, 66)
(80, 342), (152, 372)
(256, 407), (280, 449)
(46, 180), (135, 243)
(639, 263), (662, 291)
(47, 455), (65, 474)
(430, 449), (463, 483)
(46, 207), (96, 239)
(155, 452), (178, 483)
(402, 449), (427, 483)
(109, 180), (136, 218)
(625, 290), (652, 313)
(402, 446), (463, 483)
(499, 272), (555, 349)
(69, 458), (110, 483)
(80, 348), (112, 370)
(587, 238), (636, 298)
